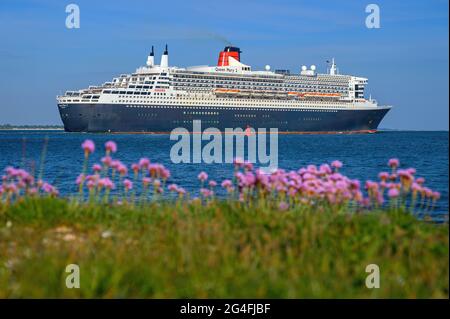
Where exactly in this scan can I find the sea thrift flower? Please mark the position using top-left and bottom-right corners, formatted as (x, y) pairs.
(101, 156), (112, 167)
(86, 180), (96, 189)
(123, 179), (133, 191)
(331, 160), (343, 170)
(423, 187), (433, 197)
(200, 188), (213, 198)
(99, 178), (114, 190)
(209, 180), (217, 187)
(117, 163), (128, 176)
(177, 187), (186, 196)
(319, 164), (332, 175)
(76, 174), (85, 185)
(168, 184), (178, 192)
(432, 191), (441, 200)
(160, 167), (171, 180)
(378, 172), (389, 181)
(142, 177), (152, 186)
(411, 183), (422, 193)
(221, 179), (232, 188)
(111, 160), (124, 171)
(416, 177), (425, 185)
(148, 164), (159, 177)
(42, 183), (58, 195)
(388, 158), (400, 169)
(388, 188), (400, 198)
(131, 163), (140, 174)
(138, 158), (150, 169)
(81, 140), (95, 155)
(278, 201), (289, 211)
(92, 164), (102, 172)
(244, 161), (254, 171)
(198, 171), (208, 182)
(105, 141), (117, 154)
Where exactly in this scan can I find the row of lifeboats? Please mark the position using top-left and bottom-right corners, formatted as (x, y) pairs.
(214, 88), (341, 98)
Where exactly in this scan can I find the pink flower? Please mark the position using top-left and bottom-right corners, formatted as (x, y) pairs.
(200, 188), (213, 197)
(142, 177), (152, 186)
(209, 180), (217, 187)
(81, 140), (95, 155)
(423, 187), (433, 197)
(168, 184), (178, 192)
(98, 178), (114, 189)
(331, 160), (343, 169)
(388, 158), (400, 168)
(319, 164), (332, 175)
(243, 172), (256, 187)
(153, 179), (161, 187)
(76, 174), (85, 185)
(110, 160), (121, 170)
(432, 191), (441, 200)
(123, 179), (133, 191)
(415, 177), (425, 185)
(411, 183), (422, 193)
(105, 141), (117, 153)
(378, 172), (389, 181)
(101, 156), (112, 167)
(86, 180), (96, 189)
(92, 164), (102, 172)
(388, 188), (400, 198)
(131, 163), (140, 173)
(244, 161), (254, 171)
(117, 164), (128, 176)
(42, 182), (58, 195)
(198, 171), (208, 182)
(221, 179), (232, 188)
(138, 158), (150, 169)
(278, 201), (289, 211)
(7, 183), (18, 193)
(160, 167), (171, 180)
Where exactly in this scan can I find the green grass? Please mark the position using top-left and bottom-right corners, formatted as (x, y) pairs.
(0, 198), (448, 298)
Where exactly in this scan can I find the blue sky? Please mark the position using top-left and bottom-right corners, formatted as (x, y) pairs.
(0, 0), (448, 130)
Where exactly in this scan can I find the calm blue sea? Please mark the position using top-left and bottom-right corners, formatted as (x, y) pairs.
(0, 130), (448, 217)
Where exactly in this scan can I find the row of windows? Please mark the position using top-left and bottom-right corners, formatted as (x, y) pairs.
(123, 105), (340, 113)
(173, 120), (220, 124)
(183, 111), (219, 115)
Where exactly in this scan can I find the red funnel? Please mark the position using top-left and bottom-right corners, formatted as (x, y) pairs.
(217, 46), (241, 66)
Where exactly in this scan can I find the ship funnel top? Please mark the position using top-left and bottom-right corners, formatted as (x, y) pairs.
(160, 44), (169, 68)
(146, 45), (155, 67)
(217, 46), (241, 66)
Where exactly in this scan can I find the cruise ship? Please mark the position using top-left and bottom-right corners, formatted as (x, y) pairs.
(57, 45), (391, 133)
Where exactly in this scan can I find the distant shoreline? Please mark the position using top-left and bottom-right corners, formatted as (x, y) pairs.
(0, 128), (64, 131)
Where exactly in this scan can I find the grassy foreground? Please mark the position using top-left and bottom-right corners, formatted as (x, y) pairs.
(0, 198), (448, 298)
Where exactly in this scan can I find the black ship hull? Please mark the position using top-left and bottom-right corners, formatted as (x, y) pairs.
(58, 103), (390, 133)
